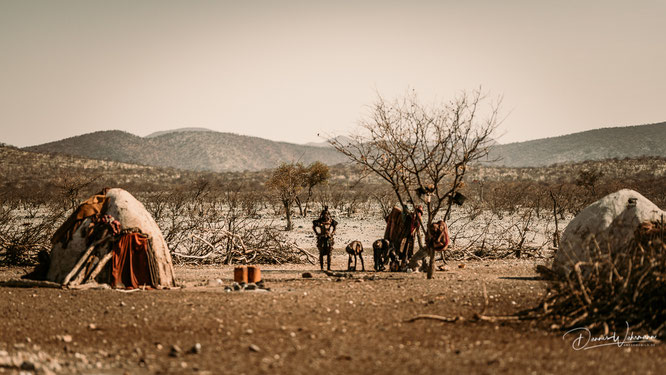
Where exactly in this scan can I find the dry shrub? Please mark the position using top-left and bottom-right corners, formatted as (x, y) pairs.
(172, 225), (311, 265)
(0, 193), (63, 266)
(540, 218), (665, 337)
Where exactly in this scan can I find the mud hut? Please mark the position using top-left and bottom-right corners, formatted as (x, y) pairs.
(553, 189), (664, 276)
(45, 188), (176, 289)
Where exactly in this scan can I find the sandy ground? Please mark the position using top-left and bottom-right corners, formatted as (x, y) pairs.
(0, 255), (663, 374)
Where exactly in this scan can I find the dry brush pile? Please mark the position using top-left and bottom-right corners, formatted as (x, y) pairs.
(140, 182), (314, 266)
(537, 219), (665, 337)
(0, 196), (62, 266)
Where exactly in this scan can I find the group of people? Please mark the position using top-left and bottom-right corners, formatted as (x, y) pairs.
(311, 205), (449, 272)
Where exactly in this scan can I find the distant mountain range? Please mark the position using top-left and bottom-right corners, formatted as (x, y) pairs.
(25, 130), (347, 172)
(21, 122), (665, 171)
(486, 122), (666, 167)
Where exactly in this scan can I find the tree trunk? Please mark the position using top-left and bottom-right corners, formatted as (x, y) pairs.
(283, 200), (293, 231)
(294, 197), (304, 216)
(549, 191), (559, 248)
(303, 187), (314, 217)
(427, 247), (435, 279)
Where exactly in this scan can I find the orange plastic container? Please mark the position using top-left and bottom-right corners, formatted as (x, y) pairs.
(234, 266), (248, 283)
(247, 266), (261, 283)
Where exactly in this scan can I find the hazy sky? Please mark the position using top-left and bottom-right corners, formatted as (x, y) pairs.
(1, 0), (664, 147)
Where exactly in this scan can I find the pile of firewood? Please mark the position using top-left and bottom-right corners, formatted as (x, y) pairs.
(538, 219), (665, 337)
(171, 226), (315, 265)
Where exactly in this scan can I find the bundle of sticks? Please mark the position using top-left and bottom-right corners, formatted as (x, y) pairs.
(62, 228), (115, 287)
(538, 218), (665, 337)
(172, 227), (316, 265)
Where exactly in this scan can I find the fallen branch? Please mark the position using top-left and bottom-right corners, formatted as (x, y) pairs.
(294, 246), (316, 265)
(405, 314), (464, 323)
(0, 279), (62, 288)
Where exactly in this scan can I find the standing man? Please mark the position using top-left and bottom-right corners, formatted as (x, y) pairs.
(312, 206), (338, 271)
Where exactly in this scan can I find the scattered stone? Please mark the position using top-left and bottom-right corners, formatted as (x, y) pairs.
(169, 345), (182, 357)
(324, 270), (353, 278)
(302, 272), (313, 278)
(249, 344), (261, 352)
(458, 264), (465, 269)
(223, 280), (269, 292)
(57, 335), (73, 343)
(20, 361), (36, 371)
(207, 279), (224, 287)
(188, 343), (202, 355)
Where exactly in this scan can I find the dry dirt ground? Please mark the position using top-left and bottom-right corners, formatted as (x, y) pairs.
(1, 256), (663, 375)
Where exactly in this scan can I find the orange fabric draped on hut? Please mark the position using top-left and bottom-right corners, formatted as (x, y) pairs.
(111, 232), (154, 289)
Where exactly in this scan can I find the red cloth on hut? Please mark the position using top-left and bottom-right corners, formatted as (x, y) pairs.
(111, 232), (153, 289)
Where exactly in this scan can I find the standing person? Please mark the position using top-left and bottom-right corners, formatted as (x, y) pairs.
(312, 206), (338, 271)
(407, 219), (449, 272)
(384, 204), (423, 271)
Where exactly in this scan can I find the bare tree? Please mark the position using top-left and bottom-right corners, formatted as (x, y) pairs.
(266, 162), (304, 230)
(295, 161), (330, 217)
(330, 89), (501, 279)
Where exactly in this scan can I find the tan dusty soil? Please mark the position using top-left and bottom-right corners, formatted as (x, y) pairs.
(0, 256), (663, 374)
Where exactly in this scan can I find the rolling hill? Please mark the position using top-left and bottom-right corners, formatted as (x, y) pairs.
(25, 130), (348, 172)
(21, 122), (665, 171)
(487, 122), (666, 167)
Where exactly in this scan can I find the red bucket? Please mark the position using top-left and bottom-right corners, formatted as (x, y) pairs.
(247, 266), (261, 283)
(234, 266), (248, 283)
